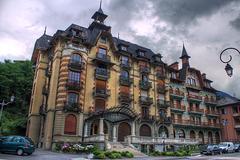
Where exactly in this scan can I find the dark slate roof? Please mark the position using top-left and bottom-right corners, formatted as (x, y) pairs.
(180, 44), (190, 59)
(34, 34), (52, 51)
(113, 37), (155, 60)
(216, 91), (240, 107)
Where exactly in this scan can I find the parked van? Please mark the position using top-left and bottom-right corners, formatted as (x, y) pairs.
(219, 142), (234, 153)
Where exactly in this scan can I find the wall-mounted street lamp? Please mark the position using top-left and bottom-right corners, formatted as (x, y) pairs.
(220, 47), (240, 77)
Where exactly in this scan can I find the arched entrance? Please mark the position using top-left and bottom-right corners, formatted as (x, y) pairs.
(190, 130), (196, 140)
(159, 126), (169, 138)
(178, 129), (185, 138)
(208, 131), (213, 144)
(215, 132), (220, 144)
(140, 124), (152, 137)
(118, 122), (131, 141)
(198, 131), (204, 144)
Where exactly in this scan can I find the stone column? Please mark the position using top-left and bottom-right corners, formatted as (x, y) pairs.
(99, 118), (104, 135)
(131, 121), (136, 136)
(84, 122), (88, 137)
(113, 125), (117, 142)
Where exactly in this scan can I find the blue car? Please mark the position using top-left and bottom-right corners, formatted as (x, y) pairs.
(0, 136), (35, 156)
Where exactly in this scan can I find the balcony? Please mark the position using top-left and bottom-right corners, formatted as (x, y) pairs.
(157, 99), (170, 109)
(63, 102), (82, 113)
(172, 119), (221, 128)
(188, 108), (204, 115)
(169, 90), (184, 99)
(170, 105), (185, 113)
(68, 61), (85, 71)
(156, 72), (166, 79)
(66, 81), (83, 91)
(158, 116), (172, 124)
(187, 95), (202, 103)
(93, 88), (110, 98)
(119, 92), (133, 104)
(95, 68), (109, 80)
(204, 98), (217, 106)
(120, 63), (131, 70)
(139, 96), (153, 106)
(205, 109), (219, 117)
(139, 67), (150, 74)
(157, 85), (166, 94)
(139, 80), (152, 90)
(92, 53), (114, 65)
(119, 76), (133, 86)
(233, 113), (240, 117)
(141, 115), (155, 122)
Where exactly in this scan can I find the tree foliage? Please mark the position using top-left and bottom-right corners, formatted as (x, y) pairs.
(0, 60), (33, 135)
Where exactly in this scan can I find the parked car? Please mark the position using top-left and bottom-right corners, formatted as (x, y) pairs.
(234, 144), (240, 152)
(200, 144), (222, 155)
(0, 136), (35, 156)
(218, 142), (235, 153)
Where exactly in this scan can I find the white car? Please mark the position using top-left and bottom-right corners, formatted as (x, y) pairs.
(219, 142), (235, 153)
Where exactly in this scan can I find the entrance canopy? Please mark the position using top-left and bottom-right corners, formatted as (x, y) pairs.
(86, 105), (138, 123)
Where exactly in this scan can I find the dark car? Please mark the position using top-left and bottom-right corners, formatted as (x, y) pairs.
(0, 136), (35, 156)
(234, 144), (240, 152)
(200, 144), (222, 155)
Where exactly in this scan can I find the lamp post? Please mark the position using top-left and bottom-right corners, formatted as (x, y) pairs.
(0, 95), (15, 135)
(220, 47), (240, 77)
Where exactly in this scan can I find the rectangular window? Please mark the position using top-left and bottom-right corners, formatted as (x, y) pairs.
(98, 48), (107, 58)
(142, 107), (149, 118)
(68, 71), (80, 83)
(121, 56), (129, 65)
(68, 93), (78, 104)
(139, 51), (145, 57)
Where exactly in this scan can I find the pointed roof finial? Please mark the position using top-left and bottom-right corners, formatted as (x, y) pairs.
(44, 26), (47, 35)
(98, 0), (104, 13)
(180, 43), (190, 59)
(118, 32), (120, 39)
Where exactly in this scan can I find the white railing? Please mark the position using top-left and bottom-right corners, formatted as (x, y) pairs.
(125, 136), (199, 145)
(84, 134), (107, 142)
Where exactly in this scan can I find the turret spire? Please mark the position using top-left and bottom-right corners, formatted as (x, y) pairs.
(180, 43), (190, 68)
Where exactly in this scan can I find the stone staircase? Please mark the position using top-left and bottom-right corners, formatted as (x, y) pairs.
(108, 142), (147, 157)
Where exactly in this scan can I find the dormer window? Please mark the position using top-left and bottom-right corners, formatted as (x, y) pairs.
(120, 45), (127, 51)
(139, 51), (145, 57)
(171, 72), (176, 79)
(155, 56), (161, 62)
(100, 36), (107, 44)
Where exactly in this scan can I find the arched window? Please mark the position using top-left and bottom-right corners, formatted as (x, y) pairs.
(140, 124), (152, 137)
(208, 131), (213, 144)
(198, 131), (204, 144)
(67, 93), (78, 105)
(159, 126), (169, 138)
(121, 70), (129, 79)
(178, 129), (185, 138)
(64, 114), (77, 135)
(190, 130), (196, 139)
(71, 54), (82, 63)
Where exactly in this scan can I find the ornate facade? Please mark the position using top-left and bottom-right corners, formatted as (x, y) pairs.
(27, 6), (221, 151)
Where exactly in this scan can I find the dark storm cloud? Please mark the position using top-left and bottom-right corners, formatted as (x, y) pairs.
(150, 0), (236, 25)
(230, 14), (240, 31)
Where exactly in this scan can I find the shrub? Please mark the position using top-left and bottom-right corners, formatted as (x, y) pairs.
(55, 143), (62, 151)
(125, 152), (134, 158)
(94, 152), (106, 159)
(165, 151), (175, 156)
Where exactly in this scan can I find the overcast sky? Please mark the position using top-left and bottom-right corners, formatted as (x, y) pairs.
(0, 0), (240, 97)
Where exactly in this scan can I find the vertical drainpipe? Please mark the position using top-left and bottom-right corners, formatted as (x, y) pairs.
(153, 66), (157, 138)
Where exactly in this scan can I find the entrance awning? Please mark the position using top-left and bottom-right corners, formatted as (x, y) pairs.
(86, 104), (138, 123)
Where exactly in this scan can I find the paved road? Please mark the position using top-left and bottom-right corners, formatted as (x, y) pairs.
(1, 149), (240, 160)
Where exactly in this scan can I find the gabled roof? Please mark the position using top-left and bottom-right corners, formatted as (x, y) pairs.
(216, 91), (240, 107)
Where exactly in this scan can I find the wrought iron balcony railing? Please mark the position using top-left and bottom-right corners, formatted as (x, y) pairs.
(170, 105), (185, 112)
(95, 67), (109, 80)
(172, 119), (221, 128)
(205, 109), (219, 116)
(95, 53), (111, 63)
(68, 61), (85, 71)
(157, 99), (170, 109)
(119, 92), (133, 103)
(93, 88), (110, 98)
(66, 81), (83, 91)
(63, 102), (82, 113)
(139, 67), (150, 74)
(139, 80), (152, 90)
(139, 96), (153, 106)
(188, 108), (204, 114)
(119, 76), (133, 86)
(204, 98), (217, 105)
(120, 62), (131, 70)
(188, 94), (202, 102)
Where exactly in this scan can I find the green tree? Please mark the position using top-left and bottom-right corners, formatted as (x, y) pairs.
(0, 60), (33, 135)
